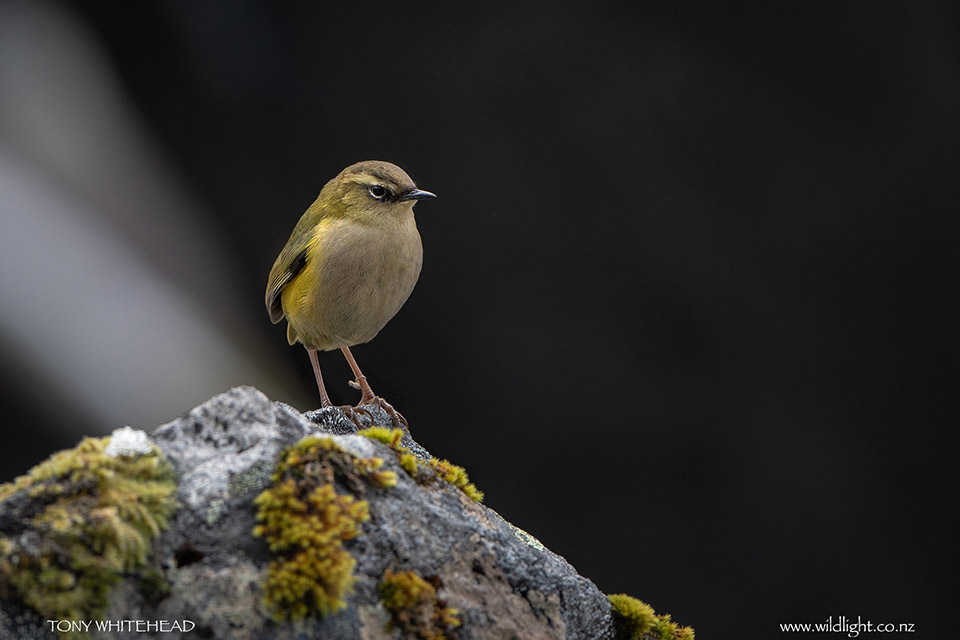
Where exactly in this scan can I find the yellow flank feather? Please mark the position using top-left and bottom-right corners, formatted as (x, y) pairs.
(281, 219), (333, 345)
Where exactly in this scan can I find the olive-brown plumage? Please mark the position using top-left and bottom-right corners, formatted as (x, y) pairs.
(265, 160), (435, 425)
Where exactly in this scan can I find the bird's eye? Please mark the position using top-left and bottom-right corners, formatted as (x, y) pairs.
(368, 185), (388, 200)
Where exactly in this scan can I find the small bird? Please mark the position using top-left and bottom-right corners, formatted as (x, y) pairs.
(265, 160), (435, 426)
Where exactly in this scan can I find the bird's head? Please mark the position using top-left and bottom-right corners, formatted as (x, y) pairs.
(325, 160), (435, 223)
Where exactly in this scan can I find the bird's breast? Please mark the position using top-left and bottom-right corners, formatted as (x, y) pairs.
(282, 216), (423, 350)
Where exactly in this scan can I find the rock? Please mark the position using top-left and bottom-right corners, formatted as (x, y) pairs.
(0, 386), (680, 640)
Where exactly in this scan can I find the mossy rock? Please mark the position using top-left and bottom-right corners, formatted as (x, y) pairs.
(0, 429), (177, 636)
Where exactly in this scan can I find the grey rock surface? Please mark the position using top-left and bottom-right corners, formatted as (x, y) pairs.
(2, 387), (618, 639)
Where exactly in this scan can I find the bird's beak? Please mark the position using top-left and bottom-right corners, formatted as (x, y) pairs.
(402, 188), (437, 201)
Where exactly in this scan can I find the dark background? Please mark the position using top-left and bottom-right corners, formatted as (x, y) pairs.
(1, 2), (956, 637)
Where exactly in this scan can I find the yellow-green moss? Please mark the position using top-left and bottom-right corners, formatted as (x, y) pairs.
(252, 435), (396, 621)
(359, 426), (405, 449)
(380, 569), (460, 639)
(0, 435), (177, 637)
(652, 613), (695, 640)
(607, 594), (694, 640)
(353, 455), (399, 489)
(400, 452), (421, 476)
(427, 458), (484, 503)
(608, 594), (655, 640)
(358, 428), (484, 503)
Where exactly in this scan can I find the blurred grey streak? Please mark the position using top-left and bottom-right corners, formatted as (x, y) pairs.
(0, 0), (307, 440)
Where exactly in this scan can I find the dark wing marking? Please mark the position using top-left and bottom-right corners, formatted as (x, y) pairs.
(265, 248), (307, 324)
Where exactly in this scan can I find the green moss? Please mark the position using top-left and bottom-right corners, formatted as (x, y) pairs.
(358, 428), (484, 503)
(608, 594), (655, 640)
(426, 458), (484, 503)
(400, 452), (421, 476)
(352, 455), (400, 489)
(0, 434), (177, 638)
(358, 426), (405, 448)
(253, 435), (396, 621)
(652, 613), (695, 640)
(607, 593), (694, 640)
(380, 569), (460, 639)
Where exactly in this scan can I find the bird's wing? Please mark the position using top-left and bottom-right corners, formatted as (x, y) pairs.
(265, 199), (328, 324)
(265, 241), (309, 324)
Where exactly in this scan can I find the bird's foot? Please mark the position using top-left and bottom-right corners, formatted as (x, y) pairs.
(357, 394), (408, 430)
(336, 404), (374, 430)
(347, 378), (407, 429)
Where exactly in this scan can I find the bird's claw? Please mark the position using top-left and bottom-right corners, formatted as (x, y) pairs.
(359, 395), (408, 430)
(335, 396), (406, 431)
(337, 404), (373, 430)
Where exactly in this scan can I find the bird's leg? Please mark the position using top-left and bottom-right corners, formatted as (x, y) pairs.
(340, 346), (376, 403)
(308, 347), (369, 429)
(340, 346), (407, 428)
(307, 347), (332, 408)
